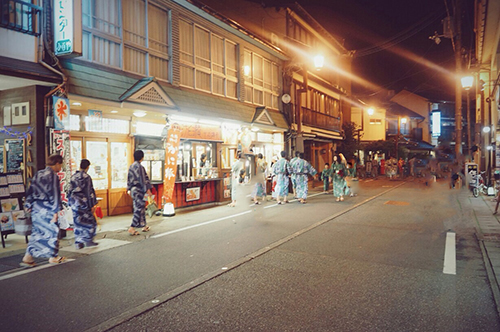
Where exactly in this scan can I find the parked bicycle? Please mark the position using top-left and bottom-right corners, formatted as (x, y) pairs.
(470, 171), (488, 197)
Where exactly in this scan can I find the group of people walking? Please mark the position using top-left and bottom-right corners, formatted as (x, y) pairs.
(20, 150), (153, 268)
(230, 150), (356, 207)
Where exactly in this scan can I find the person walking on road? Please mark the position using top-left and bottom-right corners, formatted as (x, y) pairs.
(251, 153), (267, 204)
(20, 154), (66, 267)
(290, 151), (300, 198)
(68, 159), (98, 249)
(127, 150), (152, 235)
(321, 163), (332, 193)
(229, 152), (244, 207)
(272, 151), (292, 204)
(332, 154), (347, 202)
(292, 153), (317, 204)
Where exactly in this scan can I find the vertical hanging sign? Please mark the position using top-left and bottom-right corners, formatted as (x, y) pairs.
(52, 130), (72, 203)
(163, 123), (181, 203)
(54, 0), (82, 56)
(53, 96), (70, 130)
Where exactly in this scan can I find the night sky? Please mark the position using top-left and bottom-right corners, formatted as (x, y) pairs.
(253, 0), (475, 101)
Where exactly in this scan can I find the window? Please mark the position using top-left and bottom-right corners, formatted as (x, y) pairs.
(179, 18), (238, 98)
(244, 50), (280, 109)
(82, 0), (170, 80)
(370, 119), (382, 125)
(0, 0), (41, 36)
(84, 117), (130, 134)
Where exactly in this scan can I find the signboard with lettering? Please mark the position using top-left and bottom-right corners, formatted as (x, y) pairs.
(54, 0), (82, 56)
(52, 130), (72, 203)
(163, 124), (182, 203)
(178, 124), (221, 141)
(53, 96), (70, 130)
(5, 139), (24, 173)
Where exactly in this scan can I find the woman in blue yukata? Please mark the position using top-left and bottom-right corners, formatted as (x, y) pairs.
(251, 153), (268, 204)
(127, 150), (152, 236)
(68, 159), (98, 249)
(272, 151), (292, 205)
(292, 152), (317, 204)
(20, 154), (66, 267)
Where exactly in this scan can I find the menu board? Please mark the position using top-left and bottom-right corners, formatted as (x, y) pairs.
(5, 139), (24, 173)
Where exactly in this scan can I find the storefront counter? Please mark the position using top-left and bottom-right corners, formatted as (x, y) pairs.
(172, 178), (222, 208)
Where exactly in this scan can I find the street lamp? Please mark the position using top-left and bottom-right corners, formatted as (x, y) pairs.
(461, 75), (474, 155)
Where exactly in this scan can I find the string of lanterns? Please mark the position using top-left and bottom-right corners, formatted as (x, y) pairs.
(0, 126), (33, 139)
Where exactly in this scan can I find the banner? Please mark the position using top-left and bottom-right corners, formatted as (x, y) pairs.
(52, 130), (72, 203)
(163, 123), (181, 203)
(53, 96), (70, 130)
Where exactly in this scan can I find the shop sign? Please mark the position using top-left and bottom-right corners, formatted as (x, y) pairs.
(88, 110), (103, 131)
(179, 124), (221, 141)
(52, 130), (72, 203)
(163, 123), (182, 203)
(53, 96), (70, 130)
(54, 0), (82, 56)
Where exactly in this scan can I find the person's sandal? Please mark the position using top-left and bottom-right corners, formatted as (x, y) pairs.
(142, 226), (151, 232)
(129, 230), (140, 236)
(20, 261), (36, 268)
(49, 256), (66, 264)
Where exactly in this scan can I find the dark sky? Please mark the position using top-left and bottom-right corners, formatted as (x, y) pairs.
(255, 0), (475, 101)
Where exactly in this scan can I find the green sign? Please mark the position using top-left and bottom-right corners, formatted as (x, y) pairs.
(56, 39), (73, 55)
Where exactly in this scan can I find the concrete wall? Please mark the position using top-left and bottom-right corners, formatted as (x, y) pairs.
(351, 107), (386, 141)
(0, 29), (37, 62)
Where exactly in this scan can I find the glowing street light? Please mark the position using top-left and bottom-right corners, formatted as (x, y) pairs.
(367, 107), (375, 116)
(461, 76), (474, 90)
(313, 54), (324, 70)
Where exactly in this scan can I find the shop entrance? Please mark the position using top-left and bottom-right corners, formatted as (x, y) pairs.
(70, 134), (132, 216)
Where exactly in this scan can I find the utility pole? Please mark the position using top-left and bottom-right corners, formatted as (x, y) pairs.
(454, 0), (463, 157)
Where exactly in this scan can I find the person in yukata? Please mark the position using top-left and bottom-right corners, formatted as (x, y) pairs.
(289, 151), (300, 198)
(331, 154), (347, 202)
(293, 153), (317, 204)
(229, 152), (244, 207)
(20, 154), (66, 267)
(272, 151), (292, 205)
(127, 150), (152, 235)
(68, 159), (98, 249)
(321, 163), (332, 193)
(251, 153), (267, 204)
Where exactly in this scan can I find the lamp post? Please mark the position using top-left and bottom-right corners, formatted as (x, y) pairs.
(461, 75), (474, 156)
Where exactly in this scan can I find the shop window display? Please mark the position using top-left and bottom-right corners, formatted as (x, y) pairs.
(178, 140), (217, 181)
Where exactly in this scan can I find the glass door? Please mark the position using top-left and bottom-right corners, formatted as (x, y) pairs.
(86, 141), (109, 190)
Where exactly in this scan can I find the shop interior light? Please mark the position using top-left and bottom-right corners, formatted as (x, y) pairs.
(251, 126), (260, 132)
(483, 126), (491, 133)
(170, 114), (198, 123)
(133, 111), (147, 118)
(110, 110), (118, 113)
(199, 119), (221, 126)
(243, 65), (251, 77)
(72, 102), (82, 106)
(401, 117), (407, 124)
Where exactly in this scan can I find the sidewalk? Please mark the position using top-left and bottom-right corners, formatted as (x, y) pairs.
(460, 188), (500, 315)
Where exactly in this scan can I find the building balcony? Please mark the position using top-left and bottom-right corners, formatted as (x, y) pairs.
(0, 0), (42, 36)
(301, 106), (341, 132)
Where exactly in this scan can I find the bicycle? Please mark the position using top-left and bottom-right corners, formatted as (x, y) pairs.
(470, 171), (488, 197)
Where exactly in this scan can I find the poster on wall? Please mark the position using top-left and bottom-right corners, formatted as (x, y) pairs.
(5, 139), (24, 173)
(53, 96), (70, 130)
(186, 187), (200, 202)
(52, 130), (72, 203)
(0, 145), (4, 173)
(163, 124), (182, 203)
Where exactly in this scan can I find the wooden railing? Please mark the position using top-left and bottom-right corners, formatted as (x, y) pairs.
(301, 107), (341, 132)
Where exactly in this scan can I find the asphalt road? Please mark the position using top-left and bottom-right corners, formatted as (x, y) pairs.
(2, 179), (499, 331)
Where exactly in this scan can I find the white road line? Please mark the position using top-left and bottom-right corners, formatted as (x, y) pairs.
(443, 232), (456, 275)
(0, 259), (76, 281)
(151, 210), (252, 239)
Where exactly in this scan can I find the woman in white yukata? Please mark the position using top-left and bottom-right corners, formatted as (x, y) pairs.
(229, 152), (245, 207)
(68, 159), (98, 249)
(20, 154), (66, 267)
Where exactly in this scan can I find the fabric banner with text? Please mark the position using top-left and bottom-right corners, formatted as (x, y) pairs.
(51, 130), (71, 203)
(163, 123), (181, 204)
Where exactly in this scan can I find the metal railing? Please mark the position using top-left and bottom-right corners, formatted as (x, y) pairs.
(301, 107), (341, 132)
(0, 0), (42, 36)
